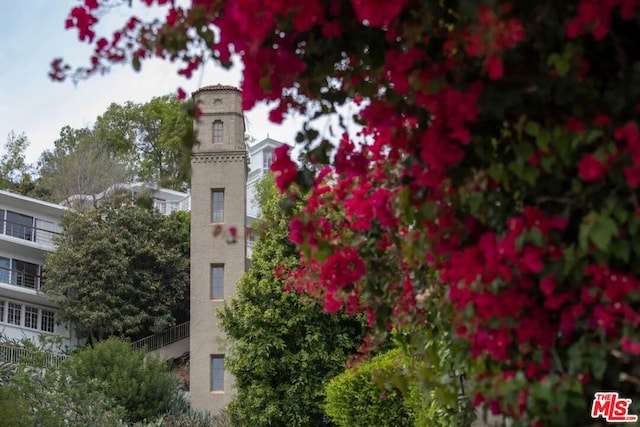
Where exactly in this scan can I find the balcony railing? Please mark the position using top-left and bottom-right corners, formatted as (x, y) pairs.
(1, 220), (61, 249)
(130, 321), (190, 352)
(0, 344), (68, 368)
(154, 199), (191, 215)
(0, 266), (42, 291)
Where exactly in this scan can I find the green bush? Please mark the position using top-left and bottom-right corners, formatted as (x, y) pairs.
(325, 349), (414, 427)
(66, 337), (183, 423)
(325, 347), (471, 427)
(0, 364), (124, 427)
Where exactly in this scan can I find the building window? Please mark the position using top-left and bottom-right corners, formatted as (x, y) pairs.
(12, 259), (40, 290)
(263, 149), (273, 171)
(247, 228), (256, 243)
(211, 355), (225, 391)
(24, 306), (38, 329)
(7, 302), (21, 325)
(211, 265), (224, 299)
(0, 300), (5, 323)
(211, 190), (224, 223)
(5, 211), (34, 241)
(213, 121), (223, 144)
(41, 310), (55, 333)
(0, 257), (9, 284)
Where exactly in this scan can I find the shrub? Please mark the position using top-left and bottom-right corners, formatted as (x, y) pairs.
(66, 337), (183, 423)
(325, 349), (413, 427)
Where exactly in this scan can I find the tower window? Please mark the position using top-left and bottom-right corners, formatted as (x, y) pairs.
(211, 190), (224, 222)
(211, 264), (224, 299)
(213, 121), (223, 144)
(211, 355), (225, 391)
(263, 149), (273, 171)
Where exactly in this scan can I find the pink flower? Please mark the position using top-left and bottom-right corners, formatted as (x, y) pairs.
(565, 117), (584, 133)
(578, 154), (608, 181)
(271, 144), (297, 192)
(486, 55), (504, 80)
(623, 166), (640, 187)
(323, 292), (344, 313)
(592, 114), (612, 126)
(620, 337), (640, 355)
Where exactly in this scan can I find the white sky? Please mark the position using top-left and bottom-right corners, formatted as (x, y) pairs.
(0, 0), (303, 164)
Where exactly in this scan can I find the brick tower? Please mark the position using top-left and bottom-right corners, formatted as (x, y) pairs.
(189, 85), (246, 413)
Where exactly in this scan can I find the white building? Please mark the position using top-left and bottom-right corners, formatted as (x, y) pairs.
(0, 190), (82, 349)
(63, 182), (191, 215)
(246, 137), (283, 259)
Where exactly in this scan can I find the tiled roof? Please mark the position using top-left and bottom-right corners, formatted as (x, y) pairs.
(192, 84), (240, 96)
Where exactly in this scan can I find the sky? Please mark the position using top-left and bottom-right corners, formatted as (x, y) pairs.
(0, 0), (303, 165)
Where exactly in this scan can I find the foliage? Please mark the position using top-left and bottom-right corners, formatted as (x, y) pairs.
(0, 360), (125, 426)
(66, 337), (183, 423)
(35, 94), (192, 204)
(159, 409), (233, 427)
(325, 349), (413, 427)
(219, 175), (364, 427)
(58, 0), (640, 425)
(43, 205), (189, 342)
(0, 131), (47, 199)
(0, 337), (192, 426)
(38, 126), (132, 205)
(92, 95), (194, 191)
(326, 346), (468, 427)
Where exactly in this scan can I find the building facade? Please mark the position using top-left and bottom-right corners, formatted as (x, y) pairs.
(189, 84), (248, 413)
(0, 190), (82, 350)
(246, 137), (283, 259)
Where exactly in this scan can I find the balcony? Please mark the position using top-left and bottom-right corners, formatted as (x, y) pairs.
(0, 220), (60, 250)
(0, 266), (42, 291)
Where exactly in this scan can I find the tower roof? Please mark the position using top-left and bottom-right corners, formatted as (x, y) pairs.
(192, 84), (241, 96)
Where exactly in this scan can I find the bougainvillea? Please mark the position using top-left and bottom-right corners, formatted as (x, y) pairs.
(55, 0), (640, 425)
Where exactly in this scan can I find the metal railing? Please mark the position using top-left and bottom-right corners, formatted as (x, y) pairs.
(130, 321), (190, 352)
(154, 198), (191, 215)
(0, 344), (68, 368)
(0, 266), (42, 290)
(1, 220), (61, 249)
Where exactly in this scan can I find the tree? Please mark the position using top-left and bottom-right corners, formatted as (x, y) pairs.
(93, 95), (194, 191)
(36, 96), (193, 205)
(67, 337), (183, 423)
(0, 131), (47, 199)
(57, 1), (640, 425)
(43, 205), (189, 343)
(39, 132), (132, 206)
(0, 131), (32, 188)
(219, 175), (364, 427)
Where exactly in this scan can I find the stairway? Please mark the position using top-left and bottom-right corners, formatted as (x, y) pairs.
(130, 321), (190, 359)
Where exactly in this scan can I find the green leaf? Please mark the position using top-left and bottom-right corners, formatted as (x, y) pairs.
(612, 240), (631, 263)
(521, 166), (540, 186)
(540, 155), (555, 172)
(547, 53), (570, 77)
(132, 56), (141, 72)
(586, 129), (603, 144)
(524, 121), (540, 137)
(590, 216), (618, 251)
